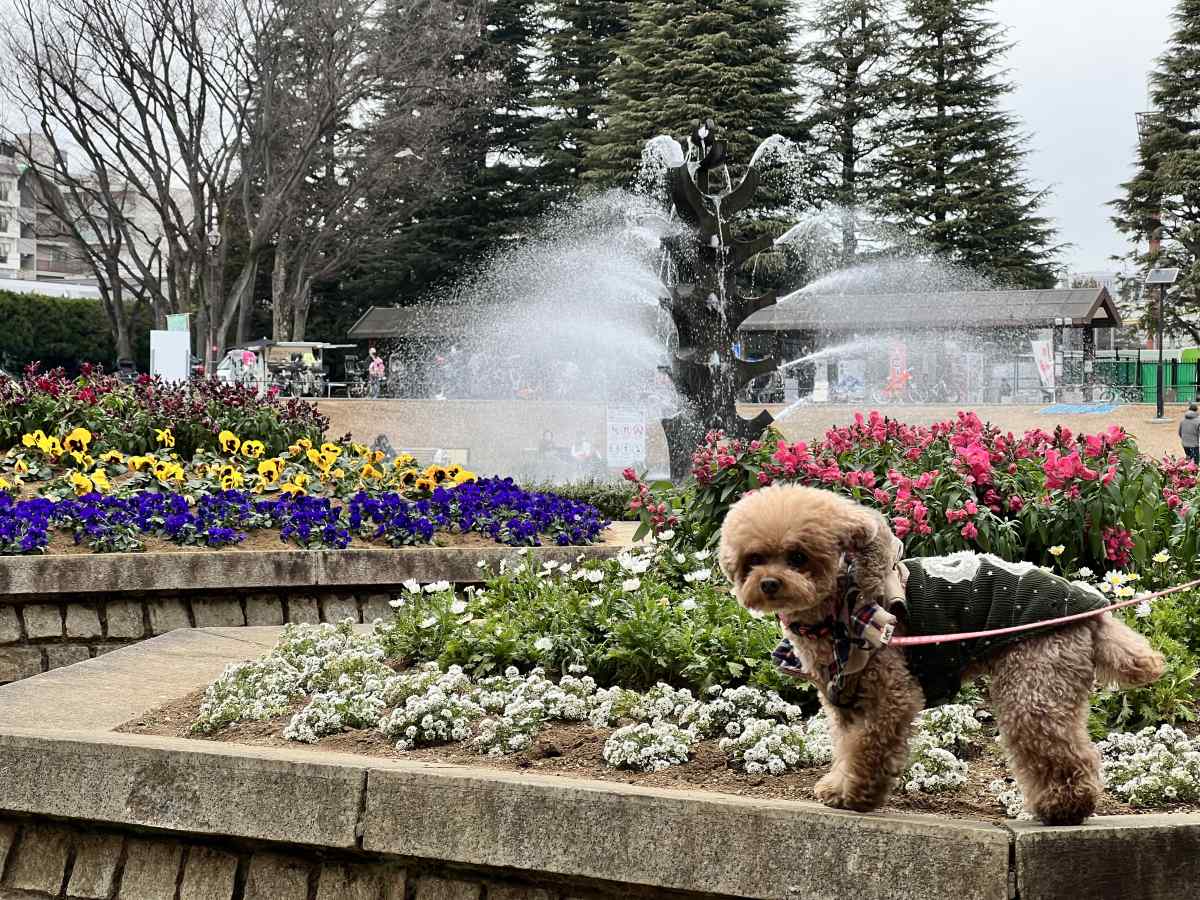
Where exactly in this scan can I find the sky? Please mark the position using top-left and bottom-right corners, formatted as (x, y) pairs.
(993, 0), (1177, 275)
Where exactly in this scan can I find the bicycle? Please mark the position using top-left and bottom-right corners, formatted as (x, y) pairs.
(1098, 384), (1143, 404)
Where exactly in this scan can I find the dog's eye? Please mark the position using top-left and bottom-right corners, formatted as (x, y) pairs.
(744, 553), (765, 570)
(788, 551), (808, 569)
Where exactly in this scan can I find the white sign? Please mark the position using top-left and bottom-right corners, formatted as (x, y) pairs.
(150, 330), (192, 383)
(1031, 339), (1055, 390)
(836, 358), (867, 400)
(606, 406), (646, 468)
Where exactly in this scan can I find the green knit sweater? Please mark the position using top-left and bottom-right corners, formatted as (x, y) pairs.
(899, 553), (1110, 707)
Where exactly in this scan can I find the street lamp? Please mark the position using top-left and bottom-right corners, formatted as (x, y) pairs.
(205, 229), (222, 381)
(1146, 267), (1180, 421)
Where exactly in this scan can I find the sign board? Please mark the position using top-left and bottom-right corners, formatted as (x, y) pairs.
(166, 314), (190, 333)
(606, 406), (646, 469)
(150, 330), (192, 383)
(836, 358), (867, 400)
(1030, 339), (1055, 390)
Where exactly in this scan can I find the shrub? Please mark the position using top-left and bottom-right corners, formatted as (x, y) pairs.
(0, 290), (152, 374)
(521, 480), (638, 521)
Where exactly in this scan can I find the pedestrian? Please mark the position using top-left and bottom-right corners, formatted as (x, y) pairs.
(1180, 403), (1200, 463)
(367, 347), (385, 399)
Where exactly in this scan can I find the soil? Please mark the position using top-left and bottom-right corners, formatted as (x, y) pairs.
(118, 689), (1200, 824)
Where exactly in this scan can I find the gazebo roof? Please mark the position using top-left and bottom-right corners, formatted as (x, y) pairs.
(740, 287), (1122, 332)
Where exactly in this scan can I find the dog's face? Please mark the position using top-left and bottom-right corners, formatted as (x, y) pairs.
(719, 485), (881, 621)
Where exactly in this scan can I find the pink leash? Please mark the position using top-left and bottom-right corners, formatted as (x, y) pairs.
(887, 577), (1200, 647)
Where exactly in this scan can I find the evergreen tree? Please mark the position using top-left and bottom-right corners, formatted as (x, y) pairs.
(585, 0), (803, 193)
(1112, 0), (1200, 341)
(798, 0), (901, 263)
(879, 0), (1058, 288)
(535, 0), (631, 196)
(344, 0), (548, 309)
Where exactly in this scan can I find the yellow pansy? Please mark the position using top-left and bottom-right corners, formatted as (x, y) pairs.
(155, 428), (175, 448)
(13, 459), (28, 476)
(293, 472), (311, 488)
(288, 443), (302, 457)
(413, 476), (436, 493)
(445, 464), (463, 479)
(332, 467), (345, 480)
(394, 453), (415, 469)
(64, 427), (92, 452)
(424, 465), (450, 485)
(90, 470), (111, 492)
(69, 471), (94, 496)
(360, 463), (383, 480)
(220, 471), (245, 490)
(396, 469), (418, 490)
(240, 440), (265, 460)
(280, 481), (306, 497)
(257, 458), (283, 485)
(127, 455), (152, 472)
(298, 438), (313, 450)
(21, 430), (45, 449)
(218, 430), (241, 454)
(99, 450), (125, 465)
(320, 442), (342, 458)
(370, 450), (385, 464)
(351, 442), (369, 458)
(454, 469), (476, 484)
(0, 476), (10, 491)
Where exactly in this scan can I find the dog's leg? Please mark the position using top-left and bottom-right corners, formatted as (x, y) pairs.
(813, 650), (924, 811)
(989, 626), (1102, 826)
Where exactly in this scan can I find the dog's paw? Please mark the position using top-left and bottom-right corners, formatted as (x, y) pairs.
(814, 771), (884, 812)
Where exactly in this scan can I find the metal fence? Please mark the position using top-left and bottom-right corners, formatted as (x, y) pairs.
(1093, 357), (1200, 404)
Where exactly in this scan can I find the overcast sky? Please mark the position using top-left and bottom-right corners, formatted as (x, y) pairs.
(993, 0), (1176, 275)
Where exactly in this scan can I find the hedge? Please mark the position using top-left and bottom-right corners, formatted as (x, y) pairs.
(0, 289), (151, 374)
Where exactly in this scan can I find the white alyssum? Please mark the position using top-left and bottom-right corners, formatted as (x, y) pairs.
(1097, 725), (1200, 807)
(720, 717), (831, 775)
(988, 779), (1029, 819)
(914, 704), (983, 755)
(902, 738), (969, 794)
(676, 685), (804, 739)
(602, 722), (695, 772)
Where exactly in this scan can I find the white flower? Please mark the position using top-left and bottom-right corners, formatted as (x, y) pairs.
(692, 549), (711, 561)
(450, 599), (468, 614)
(622, 578), (641, 592)
(1104, 571), (1127, 588)
(1135, 599), (1153, 619)
(388, 597), (406, 608)
(674, 553), (686, 564)
(419, 616), (438, 629)
(683, 568), (712, 583)
(658, 529), (675, 541)
(534, 636), (553, 652)
(425, 580), (451, 594)
(402, 579), (421, 594)
(1153, 550), (1171, 564)
(517, 547), (529, 556)
(543, 560), (560, 570)
(476, 559), (488, 569)
(1048, 545), (1065, 557)
(1077, 567), (1093, 578)
(585, 569), (605, 584)
(588, 598), (602, 607)
(1115, 586), (1135, 599)
(680, 599), (698, 611)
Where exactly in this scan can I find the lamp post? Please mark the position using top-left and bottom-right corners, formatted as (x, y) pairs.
(1146, 267), (1180, 422)
(205, 229), (222, 380)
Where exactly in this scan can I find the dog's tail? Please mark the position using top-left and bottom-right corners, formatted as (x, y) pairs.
(1090, 613), (1165, 687)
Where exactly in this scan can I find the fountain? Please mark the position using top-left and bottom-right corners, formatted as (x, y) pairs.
(656, 120), (783, 478)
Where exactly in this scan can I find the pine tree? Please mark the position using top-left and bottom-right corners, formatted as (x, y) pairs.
(879, 0), (1058, 288)
(535, 0), (631, 196)
(1112, 0), (1200, 341)
(798, 0), (902, 263)
(345, 0), (548, 308)
(585, 0), (803, 193)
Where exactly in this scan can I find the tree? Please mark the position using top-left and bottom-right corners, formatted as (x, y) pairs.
(535, 0), (631, 196)
(1112, 0), (1200, 341)
(585, 0), (803, 194)
(879, 0), (1058, 288)
(338, 0), (546, 310)
(798, 0), (901, 263)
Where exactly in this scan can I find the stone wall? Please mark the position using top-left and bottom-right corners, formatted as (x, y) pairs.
(0, 587), (397, 684)
(0, 815), (679, 900)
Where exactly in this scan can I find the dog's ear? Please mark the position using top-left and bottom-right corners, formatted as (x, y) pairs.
(836, 503), (883, 552)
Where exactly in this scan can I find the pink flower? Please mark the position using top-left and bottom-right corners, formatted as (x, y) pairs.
(1008, 495), (1024, 513)
(964, 500), (978, 515)
(961, 523), (978, 541)
(892, 516), (912, 537)
(873, 489), (891, 506)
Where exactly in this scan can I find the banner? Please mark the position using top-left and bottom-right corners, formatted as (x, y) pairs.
(606, 407), (646, 469)
(1031, 339), (1055, 390)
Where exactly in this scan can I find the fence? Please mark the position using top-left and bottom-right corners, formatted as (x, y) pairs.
(1093, 356), (1200, 403)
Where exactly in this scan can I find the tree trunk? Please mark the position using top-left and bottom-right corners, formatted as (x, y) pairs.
(271, 235), (292, 341)
(291, 278), (313, 341)
(237, 268), (253, 345)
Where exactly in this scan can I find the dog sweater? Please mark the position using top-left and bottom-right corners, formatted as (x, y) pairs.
(898, 553), (1110, 706)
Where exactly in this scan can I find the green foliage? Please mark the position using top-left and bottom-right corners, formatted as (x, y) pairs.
(878, 0), (1058, 287)
(520, 480), (637, 521)
(0, 290), (151, 374)
(375, 547), (809, 701)
(1111, 0), (1200, 340)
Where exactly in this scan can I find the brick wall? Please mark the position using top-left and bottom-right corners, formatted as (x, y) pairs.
(0, 816), (698, 900)
(0, 588), (400, 684)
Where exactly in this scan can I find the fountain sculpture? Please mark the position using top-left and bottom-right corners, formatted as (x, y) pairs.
(658, 120), (779, 479)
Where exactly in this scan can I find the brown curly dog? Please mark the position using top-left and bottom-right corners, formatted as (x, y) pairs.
(718, 484), (1165, 825)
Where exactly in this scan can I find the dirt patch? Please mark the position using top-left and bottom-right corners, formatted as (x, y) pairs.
(118, 690), (1199, 823)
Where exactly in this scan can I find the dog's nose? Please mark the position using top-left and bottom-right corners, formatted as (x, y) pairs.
(760, 577), (781, 596)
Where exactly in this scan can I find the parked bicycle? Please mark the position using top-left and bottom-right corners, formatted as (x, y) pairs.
(1098, 383), (1144, 404)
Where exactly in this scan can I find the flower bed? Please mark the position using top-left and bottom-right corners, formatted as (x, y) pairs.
(626, 411), (1200, 576)
(128, 616), (1200, 820)
(0, 365), (326, 458)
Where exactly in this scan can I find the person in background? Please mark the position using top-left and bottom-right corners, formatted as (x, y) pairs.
(1180, 403), (1200, 463)
(367, 347), (385, 399)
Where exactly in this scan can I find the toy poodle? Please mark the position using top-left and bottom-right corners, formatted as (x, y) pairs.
(718, 484), (1164, 825)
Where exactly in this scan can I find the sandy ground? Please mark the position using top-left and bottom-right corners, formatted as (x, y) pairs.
(320, 399), (1195, 470)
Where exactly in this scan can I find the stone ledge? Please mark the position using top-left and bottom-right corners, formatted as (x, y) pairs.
(0, 527), (635, 597)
